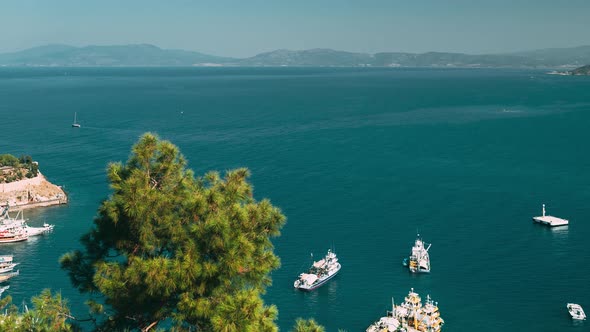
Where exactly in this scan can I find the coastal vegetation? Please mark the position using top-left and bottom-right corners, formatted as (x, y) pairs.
(0, 154), (39, 183)
(60, 133), (287, 331)
(0, 290), (74, 331)
(2, 134), (330, 331)
(291, 319), (326, 332)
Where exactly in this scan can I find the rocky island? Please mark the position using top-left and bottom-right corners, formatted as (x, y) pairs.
(548, 64), (590, 76)
(0, 154), (67, 210)
(570, 64), (590, 75)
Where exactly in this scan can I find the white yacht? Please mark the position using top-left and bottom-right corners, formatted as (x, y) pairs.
(366, 299), (400, 332)
(294, 249), (341, 291)
(567, 303), (586, 320)
(532, 204), (568, 227)
(407, 234), (431, 273)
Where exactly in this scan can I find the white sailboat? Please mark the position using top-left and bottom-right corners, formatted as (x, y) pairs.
(72, 112), (81, 128)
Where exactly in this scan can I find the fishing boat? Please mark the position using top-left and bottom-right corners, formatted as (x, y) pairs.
(0, 270), (19, 282)
(0, 209), (54, 237)
(418, 295), (445, 331)
(294, 249), (341, 291)
(72, 112), (81, 128)
(567, 303), (586, 320)
(366, 289), (444, 332)
(407, 234), (431, 273)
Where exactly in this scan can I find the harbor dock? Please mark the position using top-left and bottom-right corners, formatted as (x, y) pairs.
(533, 204), (568, 227)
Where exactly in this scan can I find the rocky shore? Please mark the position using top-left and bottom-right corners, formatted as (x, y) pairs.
(0, 172), (67, 210)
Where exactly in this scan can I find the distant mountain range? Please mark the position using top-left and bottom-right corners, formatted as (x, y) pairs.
(1, 44), (590, 68)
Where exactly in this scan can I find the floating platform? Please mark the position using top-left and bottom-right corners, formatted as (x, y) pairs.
(533, 204), (568, 227)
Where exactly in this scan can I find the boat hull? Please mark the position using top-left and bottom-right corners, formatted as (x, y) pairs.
(0, 237), (27, 243)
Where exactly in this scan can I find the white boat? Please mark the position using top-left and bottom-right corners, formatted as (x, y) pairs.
(0, 255), (13, 264)
(25, 223), (54, 236)
(294, 249), (341, 291)
(533, 204), (568, 227)
(567, 303), (586, 320)
(407, 234), (431, 273)
(0, 263), (18, 274)
(366, 299), (400, 332)
(72, 112), (81, 128)
(0, 285), (8, 297)
(0, 225), (28, 243)
(0, 208), (54, 237)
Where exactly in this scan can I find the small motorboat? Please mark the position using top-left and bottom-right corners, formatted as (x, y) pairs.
(567, 303), (587, 320)
(0, 285), (8, 297)
(402, 257), (409, 267)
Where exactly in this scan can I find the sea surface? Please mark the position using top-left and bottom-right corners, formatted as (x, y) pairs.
(1, 67), (589, 331)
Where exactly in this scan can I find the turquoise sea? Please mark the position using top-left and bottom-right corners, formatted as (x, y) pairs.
(1, 67), (590, 331)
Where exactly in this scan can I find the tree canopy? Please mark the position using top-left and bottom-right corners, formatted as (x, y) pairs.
(61, 133), (286, 331)
(0, 289), (75, 331)
(290, 319), (326, 332)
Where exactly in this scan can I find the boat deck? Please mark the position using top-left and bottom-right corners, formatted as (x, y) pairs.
(533, 215), (569, 227)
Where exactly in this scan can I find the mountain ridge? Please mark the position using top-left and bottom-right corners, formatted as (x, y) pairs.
(2, 44), (590, 68)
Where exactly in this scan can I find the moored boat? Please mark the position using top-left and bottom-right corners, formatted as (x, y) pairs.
(367, 289), (444, 332)
(0, 255), (13, 264)
(0, 263), (18, 274)
(294, 249), (341, 291)
(0, 226), (28, 243)
(25, 223), (54, 236)
(567, 303), (586, 320)
(0, 208), (54, 239)
(407, 234), (431, 273)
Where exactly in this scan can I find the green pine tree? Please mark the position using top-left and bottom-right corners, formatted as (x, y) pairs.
(0, 289), (75, 331)
(61, 133), (286, 331)
(290, 318), (325, 332)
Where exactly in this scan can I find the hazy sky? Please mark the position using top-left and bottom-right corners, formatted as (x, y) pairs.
(1, 0), (589, 57)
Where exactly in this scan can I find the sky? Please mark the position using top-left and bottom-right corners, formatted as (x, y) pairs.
(1, 0), (589, 58)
